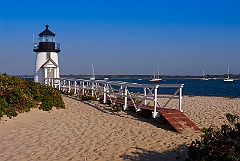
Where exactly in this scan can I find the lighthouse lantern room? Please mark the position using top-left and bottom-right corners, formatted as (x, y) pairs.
(33, 25), (61, 84)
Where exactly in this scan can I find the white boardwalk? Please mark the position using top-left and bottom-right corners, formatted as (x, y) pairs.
(46, 78), (184, 118)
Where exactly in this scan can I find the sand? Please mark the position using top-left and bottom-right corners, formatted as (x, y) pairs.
(0, 95), (239, 161)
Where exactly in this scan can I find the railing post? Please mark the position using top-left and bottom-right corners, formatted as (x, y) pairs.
(58, 79), (61, 90)
(53, 79), (56, 88)
(74, 81), (77, 95)
(120, 86), (123, 95)
(51, 78), (54, 87)
(82, 81), (85, 95)
(179, 85), (183, 112)
(123, 86), (128, 110)
(91, 83), (94, 97)
(103, 84), (107, 103)
(144, 87), (147, 105)
(68, 80), (71, 93)
(63, 80), (65, 92)
(152, 87), (159, 118)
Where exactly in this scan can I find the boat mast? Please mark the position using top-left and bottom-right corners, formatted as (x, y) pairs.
(92, 63), (95, 78)
(227, 66), (230, 79)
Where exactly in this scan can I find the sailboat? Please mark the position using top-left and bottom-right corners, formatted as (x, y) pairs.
(150, 67), (161, 82)
(201, 70), (209, 80)
(90, 63), (95, 80)
(224, 66), (234, 82)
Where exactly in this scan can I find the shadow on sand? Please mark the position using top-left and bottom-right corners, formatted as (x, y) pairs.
(68, 95), (177, 133)
(120, 146), (189, 161)
(66, 96), (191, 160)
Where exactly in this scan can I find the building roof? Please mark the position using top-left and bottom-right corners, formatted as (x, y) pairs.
(41, 58), (58, 68)
(39, 25), (56, 36)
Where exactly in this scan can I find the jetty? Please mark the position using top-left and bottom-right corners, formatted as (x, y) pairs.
(47, 78), (200, 133)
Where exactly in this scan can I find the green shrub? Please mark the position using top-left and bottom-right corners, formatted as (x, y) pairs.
(186, 113), (240, 161)
(110, 103), (122, 112)
(118, 96), (124, 100)
(61, 89), (74, 96)
(38, 85), (65, 111)
(0, 74), (65, 118)
(133, 97), (143, 103)
(78, 94), (96, 101)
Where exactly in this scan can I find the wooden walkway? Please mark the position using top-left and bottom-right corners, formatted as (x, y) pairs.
(51, 78), (200, 134)
(101, 96), (201, 134)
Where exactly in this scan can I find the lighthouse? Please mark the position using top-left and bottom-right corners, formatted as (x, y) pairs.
(33, 25), (61, 84)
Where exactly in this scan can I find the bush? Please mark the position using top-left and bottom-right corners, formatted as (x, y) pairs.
(186, 113), (240, 161)
(0, 74), (65, 118)
(110, 103), (122, 112)
(61, 89), (74, 96)
(78, 94), (96, 101)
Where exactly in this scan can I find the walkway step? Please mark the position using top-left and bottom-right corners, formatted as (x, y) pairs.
(158, 109), (201, 133)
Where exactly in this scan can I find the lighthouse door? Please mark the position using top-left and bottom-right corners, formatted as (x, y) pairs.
(45, 68), (55, 85)
(47, 68), (54, 78)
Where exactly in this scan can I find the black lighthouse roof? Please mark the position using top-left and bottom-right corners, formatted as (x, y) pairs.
(39, 25), (56, 36)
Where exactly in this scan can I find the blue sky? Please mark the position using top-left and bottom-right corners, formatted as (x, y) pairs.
(0, 0), (239, 75)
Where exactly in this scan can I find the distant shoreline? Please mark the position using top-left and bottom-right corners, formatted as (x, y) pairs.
(13, 74), (240, 79)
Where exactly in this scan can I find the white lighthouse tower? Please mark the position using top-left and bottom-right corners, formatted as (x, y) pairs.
(33, 25), (61, 84)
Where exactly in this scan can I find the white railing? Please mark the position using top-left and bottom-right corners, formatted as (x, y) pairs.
(49, 78), (184, 118)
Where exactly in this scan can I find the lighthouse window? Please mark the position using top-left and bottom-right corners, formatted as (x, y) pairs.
(47, 52), (51, 59)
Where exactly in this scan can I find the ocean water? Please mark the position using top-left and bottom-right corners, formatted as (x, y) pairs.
(108, 78), (240, 98)
(21, 77), (240, 98)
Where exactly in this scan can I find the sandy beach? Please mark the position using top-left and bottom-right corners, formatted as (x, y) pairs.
(0, 95), (239, 161)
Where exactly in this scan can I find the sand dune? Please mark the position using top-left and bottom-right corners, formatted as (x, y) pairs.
(0, 95), (239, 161)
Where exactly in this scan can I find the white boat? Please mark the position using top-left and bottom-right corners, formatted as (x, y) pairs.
(201, 70), (209, 80)
(90, 63), (95, 80)
(150, 67), (161, 82)
(224, 66), (234, 82)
